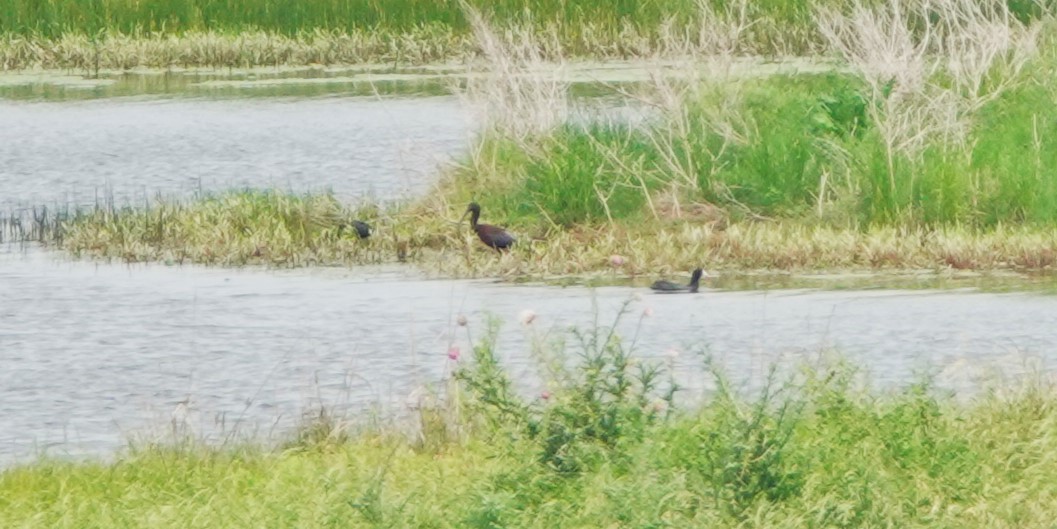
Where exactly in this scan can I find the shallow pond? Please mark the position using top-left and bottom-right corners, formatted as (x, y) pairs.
(0, 95), (472, 210)
(2, 69), (1056, 465)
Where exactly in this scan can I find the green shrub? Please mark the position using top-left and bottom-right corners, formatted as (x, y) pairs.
(456, 305), (675, 473)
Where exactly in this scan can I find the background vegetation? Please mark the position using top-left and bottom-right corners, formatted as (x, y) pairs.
(1, 0), (1055, 68)
(2, 0), (1052, 38)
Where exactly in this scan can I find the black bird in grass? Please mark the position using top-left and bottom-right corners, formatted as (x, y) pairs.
(651, 268), (705, 293)
(462, 202), (516, 252)
(337, 220), (371, 239)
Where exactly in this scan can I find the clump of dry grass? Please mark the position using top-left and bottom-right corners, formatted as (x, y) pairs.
(456, 5), (568, 141)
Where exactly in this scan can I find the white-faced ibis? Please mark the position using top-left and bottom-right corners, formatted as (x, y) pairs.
(650, 268), (705, 293)
(462, 202), (515, 252)
(338, 220), (371, 239)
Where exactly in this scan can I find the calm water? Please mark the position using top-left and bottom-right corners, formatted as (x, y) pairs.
(2, 72), (1056, 465)
(0, 95), (472, 210)
(3, 246), (1056, 464)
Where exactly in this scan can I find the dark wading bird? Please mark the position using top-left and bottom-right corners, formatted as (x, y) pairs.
(462, 202), (516, 252)
(337, 220), (372, 239)
(651, 268), (705, 294)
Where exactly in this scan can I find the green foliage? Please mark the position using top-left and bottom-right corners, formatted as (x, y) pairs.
(691, 75), (866, 216)
(528, 317), (673, 473)
(448, 124), (656, 228)
(0, 0), (698, 37)
(697, 368), (804, 515)
(463, 68), (1057, 228)
(456, 305), (675, 474)
(519, 125), (656, 227)
(455, 317), (529, 431)
(971, 80), (1057, 225)
(464, 74), (870, 225)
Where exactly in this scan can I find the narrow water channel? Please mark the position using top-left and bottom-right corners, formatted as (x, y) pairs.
(2, 245), (1056, 464)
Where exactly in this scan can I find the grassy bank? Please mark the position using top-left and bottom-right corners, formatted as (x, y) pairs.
(24, 189), (1055, 276)
(3, 321), (1057, 527)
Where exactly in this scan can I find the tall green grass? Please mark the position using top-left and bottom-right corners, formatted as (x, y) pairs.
(0, 0), (700, 37)
(6, 0), (1052, 37)
(455, 124), (660, 228)
(2, 0), (1050, 57)
(456, 68), (1057, 229)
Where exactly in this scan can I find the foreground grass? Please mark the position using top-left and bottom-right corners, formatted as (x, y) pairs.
(4, 368), (1057, 527)
(3, 306), (1054, 527)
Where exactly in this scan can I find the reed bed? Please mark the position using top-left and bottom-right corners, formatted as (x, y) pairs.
(4, 315), (1057, 527)
(0, 28), (476, 71)
(3, 0), (1050, 69)
(0, 0), (838, 69)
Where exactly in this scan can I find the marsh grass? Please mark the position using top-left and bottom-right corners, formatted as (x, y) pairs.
(5, 317), (1057, 527)
(0, 0), (843, 70)
(0, 27), (476, 71)
(36, 189), (1057, 275)
(55, 190), (434, 266)
(3, 0), (1050, 41)
(452, 61), (1057, 232)
(6, 0), (1052, 69)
